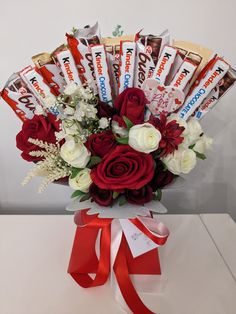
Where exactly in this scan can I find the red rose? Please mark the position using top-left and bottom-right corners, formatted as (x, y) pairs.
(85, 130), (117, 158)
(16, 113), (61, 162)
(151, 160), (174, 190)
(126, 185), (153, 205)
(113, 88), (147, 127)
(89, 183), (113, 206)
(97, 101), (116, 119)
(91, 145), (155, 190)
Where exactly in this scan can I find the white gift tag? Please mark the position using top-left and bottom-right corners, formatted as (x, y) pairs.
(120, 219), (159, 258)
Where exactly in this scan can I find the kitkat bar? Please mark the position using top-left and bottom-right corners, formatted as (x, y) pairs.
(91, 44), (113, 105)
(178, 57), (230, 120)
(32, 52), (65, 95)
(170, 59), (197, 91)
(152, 46), (177, 84)
(1, 73), (41, 121)
(118, 41), (136, 93)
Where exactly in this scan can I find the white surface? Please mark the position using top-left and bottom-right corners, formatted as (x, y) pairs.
(0, 0), (236, 216)
(0, 214), (236, 314)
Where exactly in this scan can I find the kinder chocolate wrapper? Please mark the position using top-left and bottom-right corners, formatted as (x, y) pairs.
(118, 41), (136, 93)
(55, 48), (82, 86)
(178, 58), (230, 120)
(32, 52), (65, 95)
(152, 46), (177, 85)
(195, 67), (236, 120)
(107, 53), (119, 97)
(170, 59), (197, 91)
(91, 44), (113, 105)
(1, 73), (41, 121)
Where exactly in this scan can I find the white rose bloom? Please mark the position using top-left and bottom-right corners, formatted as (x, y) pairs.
(43, 94), (57, 108)
(162, 148), (197, 175)
(64, 106), (75, 115)
(186, 118), (203, 146)
(99, 117), (109, 129)
(194, 135), (213, 154)
(112, 120), (128, 138)
(69, 168), (92, 193)
(167, 113), (188, 135)
(129, 123), (161, 154)
(60, 139), (90, 168)
(64, 82), (79, 95)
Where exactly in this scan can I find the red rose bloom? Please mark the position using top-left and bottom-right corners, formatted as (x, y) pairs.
(89, 183), (113, 206)
(113, 88), (147, 127)
(151, 160), (175, 190)
(85, 130), (117, 158)
(91, 145), (155, 190)
(126, 185), (153, 205)
(16, 113), (61, 162)
(149, 114), (185, 157)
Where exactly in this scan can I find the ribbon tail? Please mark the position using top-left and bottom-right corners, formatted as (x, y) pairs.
(113, 235), (156, 314)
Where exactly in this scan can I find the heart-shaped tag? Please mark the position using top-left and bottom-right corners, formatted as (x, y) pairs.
(143, 79), (185, 116)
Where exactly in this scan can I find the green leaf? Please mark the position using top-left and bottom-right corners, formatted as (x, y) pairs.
(194, 151), (206, 160)
(71, 190), (85, 198)
(80, 193), (91, 202)
(122, 116), (133, 130)
(70, 167), (83, 179)
(189, 144), (195, 149)
(153, 189), (162, 201)
(118, 195), (127, 206)
(113, 191), (120, 199)
(87, 156), (102, 168)
(115, 137), (129, 145)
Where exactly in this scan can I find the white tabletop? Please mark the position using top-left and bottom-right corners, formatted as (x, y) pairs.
(0, 214), (235, 314)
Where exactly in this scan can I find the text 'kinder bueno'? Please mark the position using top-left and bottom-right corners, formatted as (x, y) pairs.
(170, 59), (197, 91)
(1, 73), (41, 121)
(153, 46), (177, 84)
(178, 58), (229, 120)
(56, 49), (82, 86)
(119, 41), (136, 93)
(91, 44), (112, 105)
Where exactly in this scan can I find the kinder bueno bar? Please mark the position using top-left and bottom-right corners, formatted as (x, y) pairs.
(178, 58), (229, 120)
(195, 67), (236, 120)
(170, 59), (197, 91)
(118, 41), (136, 93)
(152, 46), (177, 84)
(1, 73), (41, 121)
(91, 44), (112, 104)
(32, 52), (65, 95)
(55, 48), (82, 86)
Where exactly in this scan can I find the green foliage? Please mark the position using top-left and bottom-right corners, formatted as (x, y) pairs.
(194, 151), (206, 160)
(70, 167), (82, 179)
(115, 137), (129, 145)
(87, 156), (102, 168)
(118, 195), (127, 206)
(112, 25), (124, 37)
(71, 190), (85, 198)
(80, 193), (91, 202)
(153, 189), (162, 201)
(123, 116), (133, 130)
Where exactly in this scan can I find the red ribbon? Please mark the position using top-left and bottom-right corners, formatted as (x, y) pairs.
(68, 209), (169, 314)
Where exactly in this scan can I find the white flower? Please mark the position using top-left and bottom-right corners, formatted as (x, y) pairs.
(162, 148), (197, 175)
(74, 102), (97, 121)
(64, 107), (75, 115)
(112, 121), (128, 138)
(99, 117), (109, 129)
(168, 113), (188, 135)
(43, 94), (57, 109)
(186, 118), (203, 146)
(34, 105), (45, 116)
(194, 135), (213, 154)
(64, 82), (79, 95)
(69, 168), (92, 193)
(128, 123), (161, 154)
(60, 139), (90, 168)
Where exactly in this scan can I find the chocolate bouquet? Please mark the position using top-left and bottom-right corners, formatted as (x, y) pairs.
(1, 22), (236, 314)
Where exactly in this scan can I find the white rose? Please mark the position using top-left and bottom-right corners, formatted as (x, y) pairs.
(162, 148), (197, 175)
(167, 113), (188, 135)
(64, 82), (79, 95)
(129, 123), (161, 153)
(194, 135), (213, 154)
(64, 106), (75, 115)
(112, 120), (128, 138)
(186, 118), (203, 146)
(99, 117), (109, 129)
(43, 94), (57, 108)
(60, 139), (90, 168)
(69, 168), (92, 193)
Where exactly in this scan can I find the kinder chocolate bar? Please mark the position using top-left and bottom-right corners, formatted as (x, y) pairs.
(32, 52), (65, 95)
(55, 48), (82, 86)
(1, 73), (41, 121)
(91, 44), (112, 104)
(170, 59), (197, 91)
(152, 46), (177, 84)
(178, 58), (230, 120)
(195, 67), (236, 120)
(118, 41), (136, 93)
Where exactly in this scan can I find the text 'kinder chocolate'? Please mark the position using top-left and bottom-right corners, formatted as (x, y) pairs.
(152, 46), (177, 85)
(56, 48), (82, 86)
(1, 73), (41, 121)
(178, 58), (230, 120)
(91, 44), (112, 104)
(118, 41), (136, 93)
(170, 59), (197, 91)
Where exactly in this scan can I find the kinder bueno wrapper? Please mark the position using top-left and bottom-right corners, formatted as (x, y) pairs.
(178, 58), (230, 120)
(195, 67), (236, 120)
(1, 73), (41, 121)
(170, 59), (197, 91)
(91, 44), (112, 105)
(32, 52), (65, 95)
(118, 41), (136, 93)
